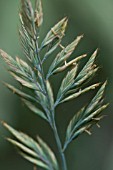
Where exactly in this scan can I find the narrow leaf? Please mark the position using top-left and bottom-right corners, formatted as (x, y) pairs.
(66, 107), (85, 140)
(60, 83), (100, 103)
(2, 122), (40, 150)
(64, 82), (108, 150)
(21, 0), (35, 36)
(71, 104), (108, 141)
(42, 41), (61, 63)
(46, 80), (54, 108)
(83, 104), (108, 123)
(2, 123), (59, 170)
(73, 67), (99, 88)
(55, 35), (83, 63)
(83, 81), (107, 116)
(4, 83), (36, 102)
(22, 99), (48, 120)
(41, 17), (68, 47)
(53, 54), (86, 74)
(10, 72), (37, 90)
(20, 152), (48, 169)
(0, 50), (40, 90)
(75, 49), (98, 82)
(37, 136), (59, 170)
(7, 138), (37, 157)
(0, 49), (17, 70)
(47, 35), (83, 78)
(57, 65), (78, 101)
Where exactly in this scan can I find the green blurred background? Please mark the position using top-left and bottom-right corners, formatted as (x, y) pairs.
(0, 0), (113, 169)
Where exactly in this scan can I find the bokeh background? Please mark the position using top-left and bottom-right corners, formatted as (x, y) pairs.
(0, 0), (113, 170)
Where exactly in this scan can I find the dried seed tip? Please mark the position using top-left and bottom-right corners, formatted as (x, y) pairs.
(74, 54), (87, 61)
(104, 80), (108, 86)
(104, 103), (109, 108)
(61, 17), (68, 34)
(96, 123), (101, 128)
(42, 17), (68, 47)
(3, 82), (16, 94)
(99, 104), (109, 113)
(0, 120), (5, 125)
(35, 11), (43, 27)
(85, 129), (92, 135)
(91, 83), (101, 89)
(19, 12), (22, 18)
(61, 17), (68, 23)
(6, 137), (11, 142)
(1, 81), (11, 90)
(99, 81), (108, 93)
(65, 60), (67, 66)
(69, 35), (83, 49)
(92, 117), (100, 121)
(3, 82), (10, 87)
(0, 50), (14, 66)
(0, 49), (7, 59)
(79, 34), (84, 38)
(1, 121), (8, 129)
(93, 48), (99, 57)
(74, 54), (87, 62)
(53, 17), (68, 36)
(19, 13), (23, 23)
(76, 34), (84, 41)
(59, 43), (65, 49)
(35, 0), (43, 27)
(83, 54), (87, 57)
(21, 0), (35, 29)
(54, 54), (87, 74)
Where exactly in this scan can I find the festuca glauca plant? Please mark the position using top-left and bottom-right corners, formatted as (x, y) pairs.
(0, 0), (108, 170)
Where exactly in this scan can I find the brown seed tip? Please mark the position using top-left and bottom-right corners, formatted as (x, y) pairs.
(1, 120), (6, 126)
(85, 129), (92, 135)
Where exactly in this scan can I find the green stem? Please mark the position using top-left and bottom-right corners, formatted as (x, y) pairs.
(52, 117), (67, 170)
(35, 43), (67, 169)
(33, 25), (67, 170)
